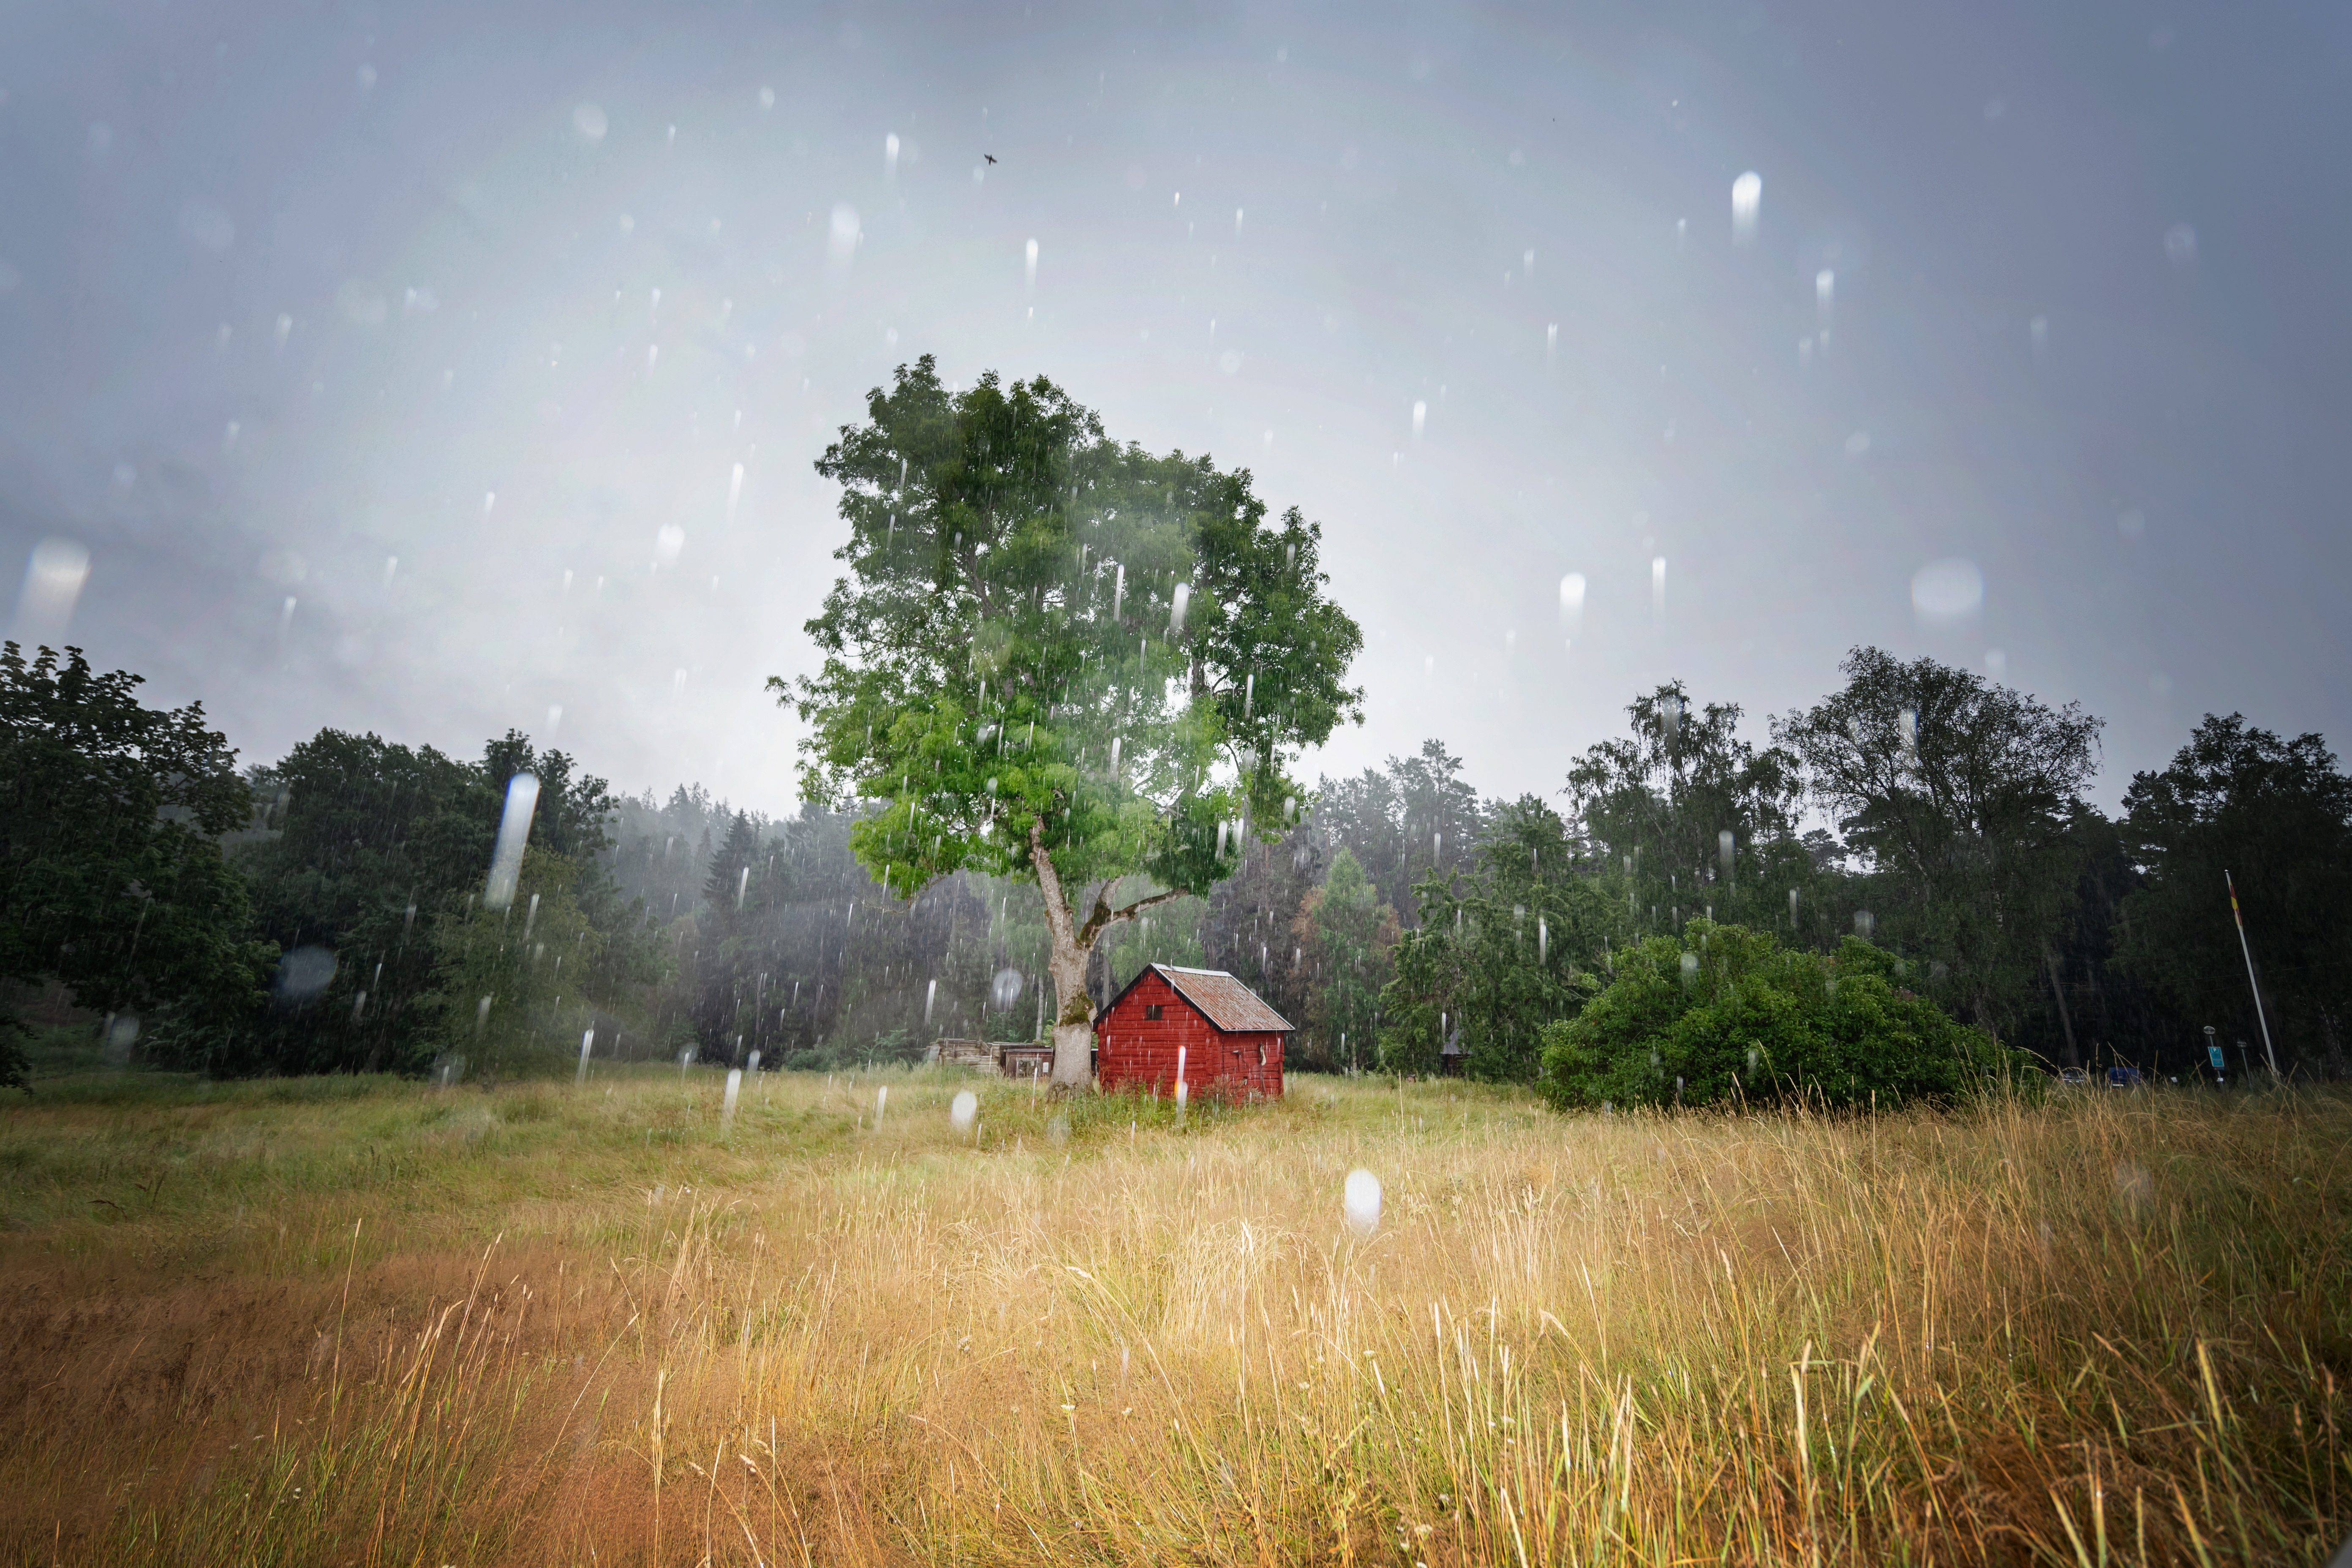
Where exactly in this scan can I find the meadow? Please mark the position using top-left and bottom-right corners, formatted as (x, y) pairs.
(0, 1058), (2345, 1567)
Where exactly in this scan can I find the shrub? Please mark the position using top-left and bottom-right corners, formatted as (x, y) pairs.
(1537, 920), (2019, 1110)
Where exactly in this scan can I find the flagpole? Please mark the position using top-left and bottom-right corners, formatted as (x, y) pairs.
(2225, 871), (2281, 1080)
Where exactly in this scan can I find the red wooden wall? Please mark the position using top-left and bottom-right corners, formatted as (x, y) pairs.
(1095, 969), (1285, 1100)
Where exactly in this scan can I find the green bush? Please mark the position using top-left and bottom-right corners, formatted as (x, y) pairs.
(1537, 920), (2020, 1111)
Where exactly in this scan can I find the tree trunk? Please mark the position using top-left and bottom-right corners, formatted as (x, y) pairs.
(1027, 820), (1194, 1092)
(1031, 822), (1100, 1089)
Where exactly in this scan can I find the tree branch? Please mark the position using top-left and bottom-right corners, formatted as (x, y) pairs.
(1077, 883), (1191, 948)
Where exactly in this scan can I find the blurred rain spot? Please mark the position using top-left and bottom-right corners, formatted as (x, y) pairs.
(1025, 237), (1038, 289)
(2117, 509), (2146, 541)
(179, 198), (235, 252)
(828, 204), (860, 270)
(655, 525), (684, 565)
(572, 102), (607, 142)
(950, 1091), (978, 1134)
(1343, 1170), (1382, 1237)
(885, 133), (900, 177)
(1558, 572), (1585, 638)
(1815, 269), (1834, 326)
(2164, 223), (2198, 270)
(1911, 558), (1984, 626)
(484, 773), (539, 911)
(1731, 171), (1761, 245)
(1412, 400), (1426, 437)
(11, 538), (89, 647)
(274, 946), (338, 1005)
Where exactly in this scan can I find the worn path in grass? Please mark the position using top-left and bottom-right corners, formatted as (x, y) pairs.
(2, 1065), (2347, 1566)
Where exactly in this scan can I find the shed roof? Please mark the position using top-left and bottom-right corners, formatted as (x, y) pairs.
(1101, 963), (1292, 1033)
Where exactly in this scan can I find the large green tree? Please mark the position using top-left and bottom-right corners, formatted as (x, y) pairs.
(1773, 648), (2103, 1038)
(2117, 714), (2352, 1071)
(0, 643), (272, 1086)
(776, 358), (1364, 1085)
(1565, 681), (1810, 937)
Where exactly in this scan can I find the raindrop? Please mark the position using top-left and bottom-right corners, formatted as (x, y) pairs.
(2164, 223), (2198, 270)
(1815, 269), (1834, 326)
(727, 463), (745, 521)
(1911, 558), (1984, 625)
(1168, 581), (1191, 634)
(1731, 171), (1761, 245)
(274, 946), (338, 1005)
(885, 132), (900, 176)
(991, 968), (1024, 1009)
(828, 203), (861, 270)
(1025, 237), (1039, 289)
(655, 525), (685, 565)
(1411, 400), (1427, 438)
(951, 1090), (978, 1134)
(573, 103), (608, 142)
(11, 538), (90, 645)
(1854, 909), (1876, 940)
(1845, 432), (1871, 457)
(1557, 572), (1585, 638)
(484, 773), (539, 911)
(1342, 1169), (1382, 1238)
(2116, 509), (2146, 541)
(1650, 556), (1666, 619)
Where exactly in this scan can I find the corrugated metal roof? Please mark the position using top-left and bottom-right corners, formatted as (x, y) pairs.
(1150, 964), (1292, 1033)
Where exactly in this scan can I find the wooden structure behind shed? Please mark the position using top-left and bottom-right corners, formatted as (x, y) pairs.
(1094, 964), (1289, 1100)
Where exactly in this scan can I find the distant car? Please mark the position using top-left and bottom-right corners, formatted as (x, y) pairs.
(2058, 1067), (2089, 1086)
(2105, 1065), (2145, 1089)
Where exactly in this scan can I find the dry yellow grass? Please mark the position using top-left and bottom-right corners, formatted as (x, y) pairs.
(1, 1067), (2345, 1565)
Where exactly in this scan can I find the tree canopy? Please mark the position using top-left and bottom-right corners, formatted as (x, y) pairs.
(775, 357), (1364, 1082)
(1774, 647), (2102, 1035)
(0, 643), (272, 1087)
(2118, 714), (2352, 1063)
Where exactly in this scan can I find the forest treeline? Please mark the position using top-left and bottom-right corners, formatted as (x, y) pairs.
(5, 639), (2350, 1089)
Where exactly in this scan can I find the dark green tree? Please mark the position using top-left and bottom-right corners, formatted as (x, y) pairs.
(1772, 648), (2103, 1038)
(1538, 921), (2017, 1111)
(0, 643), (272, 1087)
(776, 357), (1364, 1085)
(1314, 740), (1485, 926)
(228, 727), (659, 1075)
(1565, 681), (1809, 938)
(1377, 795), (1615, 1079)
(1296, 847), (1398, 1070)
(2116, 714), (2352, 1074)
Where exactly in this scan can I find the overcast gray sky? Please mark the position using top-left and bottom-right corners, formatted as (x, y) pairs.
(4, 0), (2347, 816)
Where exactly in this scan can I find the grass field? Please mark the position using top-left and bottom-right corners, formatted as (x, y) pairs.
(0, 1057), (2345, 1566)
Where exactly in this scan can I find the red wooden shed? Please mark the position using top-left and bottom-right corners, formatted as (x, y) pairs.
(1094, 964), (1290, 1100)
